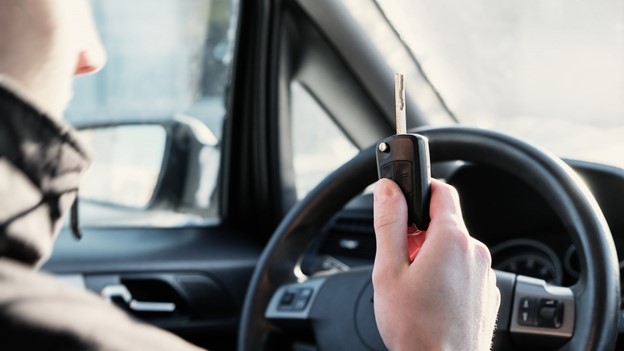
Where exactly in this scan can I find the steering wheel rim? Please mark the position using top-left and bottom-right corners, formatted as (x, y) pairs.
(238, 126), (619, 351)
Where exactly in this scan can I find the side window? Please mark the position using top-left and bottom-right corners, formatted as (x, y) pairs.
(67, 0), (239, 227)
(291, 82), (359, 199)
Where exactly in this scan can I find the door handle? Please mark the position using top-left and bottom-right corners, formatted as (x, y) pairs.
(101, 284), (176, 313)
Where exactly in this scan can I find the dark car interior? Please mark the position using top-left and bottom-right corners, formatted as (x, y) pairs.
(40, 0), (624, 350)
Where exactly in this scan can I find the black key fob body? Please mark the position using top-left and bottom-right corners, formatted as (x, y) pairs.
(376, 133), (431, 230)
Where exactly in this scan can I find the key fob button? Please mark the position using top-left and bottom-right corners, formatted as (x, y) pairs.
(395, 161), (413, 193)
(380, 163), (395, 179)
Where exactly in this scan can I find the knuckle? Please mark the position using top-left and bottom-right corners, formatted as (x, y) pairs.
(435, 210), (468, 234)
(371, 266), (383, 285)
(446, 228), (471, 251)
(473, 240), (493, 267)
(439, 181), (461, 202)
(446, 182), (461, 200)
(371, 264), (392, 287)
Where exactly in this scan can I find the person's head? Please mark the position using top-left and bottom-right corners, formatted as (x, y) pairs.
(0, 0), (106, 118)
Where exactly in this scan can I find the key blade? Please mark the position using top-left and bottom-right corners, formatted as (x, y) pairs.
(394, 73), (407, 134)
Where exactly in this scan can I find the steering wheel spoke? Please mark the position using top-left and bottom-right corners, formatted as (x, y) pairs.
(266, 268), (384, 350)
(496, 271), (575, 349)
(265, 277), (326, 323)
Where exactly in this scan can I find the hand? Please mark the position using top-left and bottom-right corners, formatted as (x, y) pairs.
(372, 178), (500, 351)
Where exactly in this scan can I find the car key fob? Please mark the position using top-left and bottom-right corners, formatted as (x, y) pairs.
(376, 74), (431, 230)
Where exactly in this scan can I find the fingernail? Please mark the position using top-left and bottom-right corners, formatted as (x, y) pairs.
(407, 224), (423, 236)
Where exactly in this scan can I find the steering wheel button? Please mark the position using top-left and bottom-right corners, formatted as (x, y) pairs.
(294, 300), (307, 310)
(537, 299), (563, 328)
(518, 297), (537, 326)
(276, 288), (314, 311)
(539, 306), (556, 320)
(520, 297), (536, 310)
(542, 299), (557, 307)
(279, 291), (295, 306)
(520, 311), (530, 325)
(395, 161), (413, 193)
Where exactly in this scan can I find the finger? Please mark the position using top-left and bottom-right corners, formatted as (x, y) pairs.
(373, 178), (410, 273)
(490, 269), (501, 308)
(486, 269), (501, 332)
(427, 179), (468, 233)
(413, 180), (470, 260)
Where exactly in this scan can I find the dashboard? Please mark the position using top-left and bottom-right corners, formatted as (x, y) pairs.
(301, 160), (624, 305)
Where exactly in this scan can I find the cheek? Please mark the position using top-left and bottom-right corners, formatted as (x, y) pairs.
(24, 1), (83, 78)
(42, 30), (80, 85)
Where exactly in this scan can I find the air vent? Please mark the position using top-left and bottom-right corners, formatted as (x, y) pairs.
(320, 211), (375, 259)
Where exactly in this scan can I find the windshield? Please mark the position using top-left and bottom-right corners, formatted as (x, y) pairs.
(374, 0), (624, 168)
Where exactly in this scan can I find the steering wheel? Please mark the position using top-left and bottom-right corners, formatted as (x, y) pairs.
(238, 126), (620, 350)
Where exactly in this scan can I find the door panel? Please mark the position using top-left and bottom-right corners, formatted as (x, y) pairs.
(44, 227), (262, 350)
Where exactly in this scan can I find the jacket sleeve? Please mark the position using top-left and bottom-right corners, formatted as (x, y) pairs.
(0, 258), (206, 351)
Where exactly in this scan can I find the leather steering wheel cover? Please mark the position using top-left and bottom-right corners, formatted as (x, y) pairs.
(238, 126), (619, 351)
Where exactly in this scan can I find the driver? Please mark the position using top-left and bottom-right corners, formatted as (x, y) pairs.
(0, 0), (499, 350)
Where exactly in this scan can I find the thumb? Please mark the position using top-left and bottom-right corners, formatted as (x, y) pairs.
(373, 178), (409, 273)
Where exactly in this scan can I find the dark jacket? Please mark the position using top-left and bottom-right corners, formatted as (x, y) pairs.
(0, 86), (203, 350)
